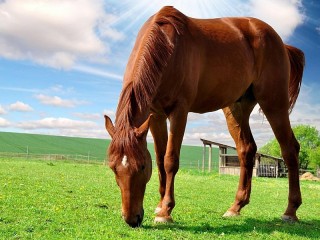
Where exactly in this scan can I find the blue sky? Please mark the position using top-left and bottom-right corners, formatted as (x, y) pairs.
(0, 0), (319, 147)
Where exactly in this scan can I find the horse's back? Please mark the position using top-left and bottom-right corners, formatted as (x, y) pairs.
(185, 16), (287, 112)
(189, 16), (284, 69)
(134, 7), (288, 114)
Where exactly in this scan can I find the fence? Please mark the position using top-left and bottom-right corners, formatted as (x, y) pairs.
(1, 151), (318, 177)
(0, 150), (212, 172)
(0, 152), (104, 164)
(257, 163), (287, 178)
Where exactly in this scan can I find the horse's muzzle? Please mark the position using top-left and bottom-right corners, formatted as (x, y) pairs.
(123, 209), (144, 228)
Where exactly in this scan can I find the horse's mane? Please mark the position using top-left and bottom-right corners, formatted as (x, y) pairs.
(132, 7), (186, 111)
(109, 7), (187, 169)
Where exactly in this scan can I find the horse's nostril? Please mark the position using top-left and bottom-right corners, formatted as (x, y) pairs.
(127, 217), (141, 228)
(137, 208), (144, 226)
(136, 210), (144, 227)
(137, 215), (142, 226)
(123, 209), (144, 227)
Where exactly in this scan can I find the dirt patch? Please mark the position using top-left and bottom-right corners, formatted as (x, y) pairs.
(300, 172), (320, 181)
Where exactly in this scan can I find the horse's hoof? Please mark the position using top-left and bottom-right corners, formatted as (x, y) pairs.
(281, 214), (298, 223)
(154, 207), (162, 214)
(154, 216), (173, 223)
(222, 210), (240, 218)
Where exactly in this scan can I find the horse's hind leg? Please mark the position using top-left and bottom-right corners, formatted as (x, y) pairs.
(222, 98), (257, 217)
(257, 100), (301, 221)
(252, 34), (302, 221)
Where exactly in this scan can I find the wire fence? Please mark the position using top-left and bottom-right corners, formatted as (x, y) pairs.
(0, 152), (104, 164)
(1, 151), (318, 177)
(0, 151), (215, 172)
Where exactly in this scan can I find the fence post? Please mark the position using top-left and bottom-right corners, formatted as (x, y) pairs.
(202, 144), (206, 172)
(208, 145), (212, 172)
(219, 147), (226, 175)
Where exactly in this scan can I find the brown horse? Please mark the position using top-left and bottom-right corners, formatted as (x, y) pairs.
(105, 6), (305, 227)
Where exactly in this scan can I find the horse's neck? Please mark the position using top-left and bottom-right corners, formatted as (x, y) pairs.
(131, 107), (150, 129)
(116, 102), (149, 130)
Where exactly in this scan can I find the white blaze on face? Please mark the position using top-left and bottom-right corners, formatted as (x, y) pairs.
(122, 155), (129, 167)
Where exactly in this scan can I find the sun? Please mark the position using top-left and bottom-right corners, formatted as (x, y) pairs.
(110, 0), (246, 34)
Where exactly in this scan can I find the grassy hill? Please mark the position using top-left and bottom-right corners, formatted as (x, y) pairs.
(0, 131), (220, 170)
(0, 132), (109, 160)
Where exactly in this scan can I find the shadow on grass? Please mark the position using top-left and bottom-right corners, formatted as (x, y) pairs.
(143, 217), (320, 239)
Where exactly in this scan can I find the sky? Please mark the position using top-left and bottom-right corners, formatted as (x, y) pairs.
(0, 0), (319, 148)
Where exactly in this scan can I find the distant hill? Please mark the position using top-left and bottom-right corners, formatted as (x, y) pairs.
(0, 132), (109, 160)
(0, 131), (220, 170)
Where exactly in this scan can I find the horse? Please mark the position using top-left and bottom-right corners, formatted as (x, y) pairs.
(104, 6), (305, 227)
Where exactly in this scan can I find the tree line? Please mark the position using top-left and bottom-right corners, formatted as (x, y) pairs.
(259, 125), (320, 171)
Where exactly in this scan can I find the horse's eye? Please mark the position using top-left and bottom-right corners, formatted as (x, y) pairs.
(141, 165), (145, 171)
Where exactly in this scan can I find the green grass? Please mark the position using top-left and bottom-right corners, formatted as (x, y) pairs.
(0, 131), (219, 170)
(0, 132), (109, 160)
(1, 158), (319, 239)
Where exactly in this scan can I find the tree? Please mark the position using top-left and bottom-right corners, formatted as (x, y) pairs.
(259, 138), (281, 158)
(309, 146), (320, 170)
(259, 125), (320, 170)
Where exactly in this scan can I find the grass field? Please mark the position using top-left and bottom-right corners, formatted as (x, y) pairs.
(1, 158), (319, 239)
(0, 131), (220, 170)
(0, 132), (109, 160)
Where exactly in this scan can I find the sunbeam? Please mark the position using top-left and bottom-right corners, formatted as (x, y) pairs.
(106, 0), (305, 41)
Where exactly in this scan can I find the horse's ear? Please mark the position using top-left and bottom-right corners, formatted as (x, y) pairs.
(104, 115), (115, 138)
(134, 114), (153, 139)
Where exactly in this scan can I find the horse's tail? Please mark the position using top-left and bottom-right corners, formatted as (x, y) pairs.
(285, 44), (305, 114)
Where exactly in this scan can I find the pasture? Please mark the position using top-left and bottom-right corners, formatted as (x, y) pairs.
(0, 132), (108, 161)
(0, 132), (216, 170)
(1, 158), (319, 239)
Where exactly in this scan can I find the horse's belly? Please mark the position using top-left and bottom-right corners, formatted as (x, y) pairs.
(189, 78), (251, 113)
(190, 97), (233, 113)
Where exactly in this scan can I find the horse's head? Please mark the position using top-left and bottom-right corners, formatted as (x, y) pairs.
(104, 115), (152, 227)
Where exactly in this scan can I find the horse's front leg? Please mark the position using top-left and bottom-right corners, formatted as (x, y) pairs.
(150, 114), (168, 214)
(154, 109), (188, 223)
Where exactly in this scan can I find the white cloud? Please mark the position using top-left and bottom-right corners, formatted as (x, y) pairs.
(73, 112), (101, 120)
(0, 117), (10, 127)
(0, 0), (123, 69)
(182, 111), (233, 146)
(103, 109), (116, 120)
(73, 64), (122, 80)
(17, 117), (97, 130)
(123, 0), (304, 42)
(0, 0), (304, 71)
(56, 128), (107, 139)
(0, 105), (6, 114)
(35, 94), (86, 108)
(49, 85), (74, 94)
(98, 14), (125, 41)
(248, 0), (305, 40)
(316, 27), (320, 35)
(8, 101), (33, 112)
(0, 86), (39, 93)
(181, 106), (277, 148)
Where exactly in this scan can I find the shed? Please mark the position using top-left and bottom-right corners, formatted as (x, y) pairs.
(200, 138), (286, 177)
